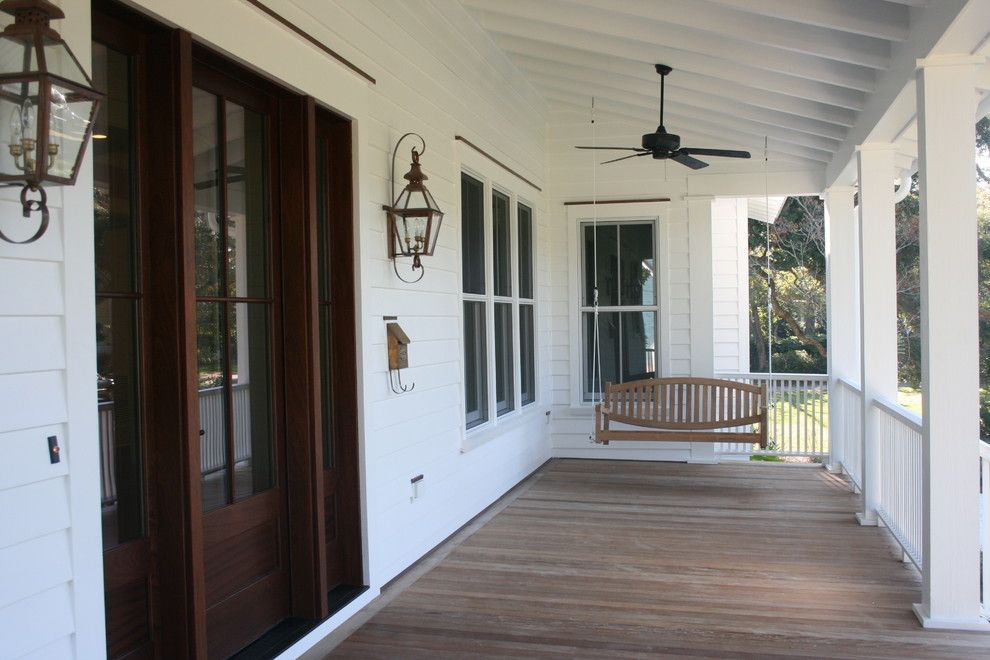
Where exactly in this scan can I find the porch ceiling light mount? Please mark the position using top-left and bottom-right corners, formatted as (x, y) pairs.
(382, 132), (443, 283)
(0, 0), (102, 244)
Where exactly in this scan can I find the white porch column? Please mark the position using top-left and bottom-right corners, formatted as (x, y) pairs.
(824, 186), (859, 473)
(856, 144), (898, 526)
(687, 195), (716, 464)
(913, 55), (987, 630)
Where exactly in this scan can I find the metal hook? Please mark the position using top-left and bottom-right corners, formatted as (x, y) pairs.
(389, 368), (415, 394)
(0, 184), (49, 244)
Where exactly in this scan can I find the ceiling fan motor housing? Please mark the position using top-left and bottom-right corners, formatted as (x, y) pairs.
(642, 128), (680, 153)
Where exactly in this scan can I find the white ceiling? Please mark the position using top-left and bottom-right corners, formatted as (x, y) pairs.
(461, 0), (964, 174)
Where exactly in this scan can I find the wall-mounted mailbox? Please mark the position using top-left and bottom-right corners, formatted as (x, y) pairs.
(387, 322), (410, 370)
(385, 317), (414, 393)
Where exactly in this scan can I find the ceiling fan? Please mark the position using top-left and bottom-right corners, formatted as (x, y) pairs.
(575, 64), (751, 170)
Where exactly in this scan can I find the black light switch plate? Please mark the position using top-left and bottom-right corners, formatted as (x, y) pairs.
(47, 435), (60, 464)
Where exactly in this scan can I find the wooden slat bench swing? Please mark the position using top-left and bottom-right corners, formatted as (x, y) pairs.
(594, 377), (768, 447)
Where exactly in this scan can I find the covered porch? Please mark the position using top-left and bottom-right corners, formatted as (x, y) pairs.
(308, 459), (989, 658)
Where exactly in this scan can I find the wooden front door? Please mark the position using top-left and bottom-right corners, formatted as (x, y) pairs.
(315, 110), (363, 595)
(191, 59), (291, 659)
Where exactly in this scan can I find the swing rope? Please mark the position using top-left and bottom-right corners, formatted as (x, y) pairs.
(764, 136), (775, 435)
(591, 97), (604, 417)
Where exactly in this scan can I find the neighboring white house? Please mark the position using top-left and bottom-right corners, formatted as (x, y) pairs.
(2, 0), (990, 658)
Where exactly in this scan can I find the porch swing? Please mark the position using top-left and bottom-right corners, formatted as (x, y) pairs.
(586, 103), (770, 448)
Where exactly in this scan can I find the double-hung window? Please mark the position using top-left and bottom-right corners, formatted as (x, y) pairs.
(581, 221), (658, 400)
(462, 171), (536, 431)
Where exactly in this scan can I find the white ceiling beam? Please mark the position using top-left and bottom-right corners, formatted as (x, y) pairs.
(484, 26), (867, 111)
(558, 0), (891, 69)
(700, 0), (911, 42)
(506, 48), (860, 125)
(518, 64), (849, 141)
(543, 90), (833, 163)
(826, 0), (970, 186)
(467, 2), (877, 92)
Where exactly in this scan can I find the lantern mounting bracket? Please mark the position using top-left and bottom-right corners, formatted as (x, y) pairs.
(0, 183), (48, 244)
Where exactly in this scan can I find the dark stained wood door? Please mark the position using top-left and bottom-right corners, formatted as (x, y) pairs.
(315, 110), (363, 593)
(191, 59), (291, 660)
(93, 12), (158, 658)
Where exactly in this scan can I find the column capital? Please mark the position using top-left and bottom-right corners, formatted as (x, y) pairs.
(916, 54), (986, 70)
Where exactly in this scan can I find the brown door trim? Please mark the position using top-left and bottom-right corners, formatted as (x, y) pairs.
(143, 25), (208, 659)
(281, 94), (329, 619)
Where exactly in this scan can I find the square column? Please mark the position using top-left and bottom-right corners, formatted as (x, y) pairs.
(823, 186), (859, 473)
(913, 54), (988, 630)
(856, 144), (899, 525)
(687, 195), (716, 463)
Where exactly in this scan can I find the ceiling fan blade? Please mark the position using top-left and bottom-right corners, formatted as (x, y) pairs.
(575, 146), (648, 151)
(679, 147), (751, 159)
(602, 152), (653, 165)
(671, 153), (709, 170)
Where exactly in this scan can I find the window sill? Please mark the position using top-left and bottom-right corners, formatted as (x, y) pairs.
(461, 403), (544, 453)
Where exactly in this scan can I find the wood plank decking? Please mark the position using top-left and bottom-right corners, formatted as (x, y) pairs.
(314, 460), (990, 658)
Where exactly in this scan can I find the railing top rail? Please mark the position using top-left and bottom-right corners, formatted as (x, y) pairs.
(872, 395), (923, 435)
(980, 440), (990, 460)
(716, 372), (828, 381)
(835, 376), (862, 393)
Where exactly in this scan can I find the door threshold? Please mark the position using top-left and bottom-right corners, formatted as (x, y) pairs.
(230, 585), (368, 660)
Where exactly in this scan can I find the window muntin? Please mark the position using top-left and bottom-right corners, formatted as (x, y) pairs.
(581, 220), (658, 401)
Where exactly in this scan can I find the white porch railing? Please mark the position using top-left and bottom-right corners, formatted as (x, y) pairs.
(873, 396), (923, 569)
(716, 372), (829, 456)
(835, 378), (863, 490)
(98, 384), (254, 504)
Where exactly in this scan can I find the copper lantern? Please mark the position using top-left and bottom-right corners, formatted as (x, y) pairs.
(383, 132), (443, 283)
(0, 0), (102, 243)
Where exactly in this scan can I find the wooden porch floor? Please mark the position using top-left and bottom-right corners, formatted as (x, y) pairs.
(318, 460), (990, 658)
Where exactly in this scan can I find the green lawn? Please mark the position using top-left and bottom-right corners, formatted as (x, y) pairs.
(897, 386), (923, 414)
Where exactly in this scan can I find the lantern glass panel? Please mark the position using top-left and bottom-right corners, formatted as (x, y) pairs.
(0, 34), (37, 75)
(42, 38), (90, 86)
(46, 81), (95, 180)
(424, 212), (443, 254)
(0, 79), (40, 180)
(400, 215), (428, 254)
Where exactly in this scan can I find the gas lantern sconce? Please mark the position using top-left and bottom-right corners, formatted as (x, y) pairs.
(0, 0), (102, 244)
(382, 132), (443, 283)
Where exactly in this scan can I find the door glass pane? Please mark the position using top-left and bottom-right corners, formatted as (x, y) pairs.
(96, 298), (144, 548)
(461, 173), (485, 295)
(518, 203), (533, 299)
(225, 102), (268, 298)
(520, 304), (535, 406)
(584, 224), (617, 306)
(584, 311), (619, 400)
(495, 302), (514, 415)
(622, 311), (657, 381)
(231, 302), (274, 500)
(464, 300), (488, 428)
(193, 88), (222, 297)
(493, 190), (511, 297)
(198, 301), (229, 512)
(320, 304), (333, 469)
(92, 43), (134, 294)
(620, 224), (655, 306)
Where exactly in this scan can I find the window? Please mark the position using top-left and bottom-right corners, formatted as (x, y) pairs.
(461, 171), (537, 431)
(582, 222), (658, 400)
